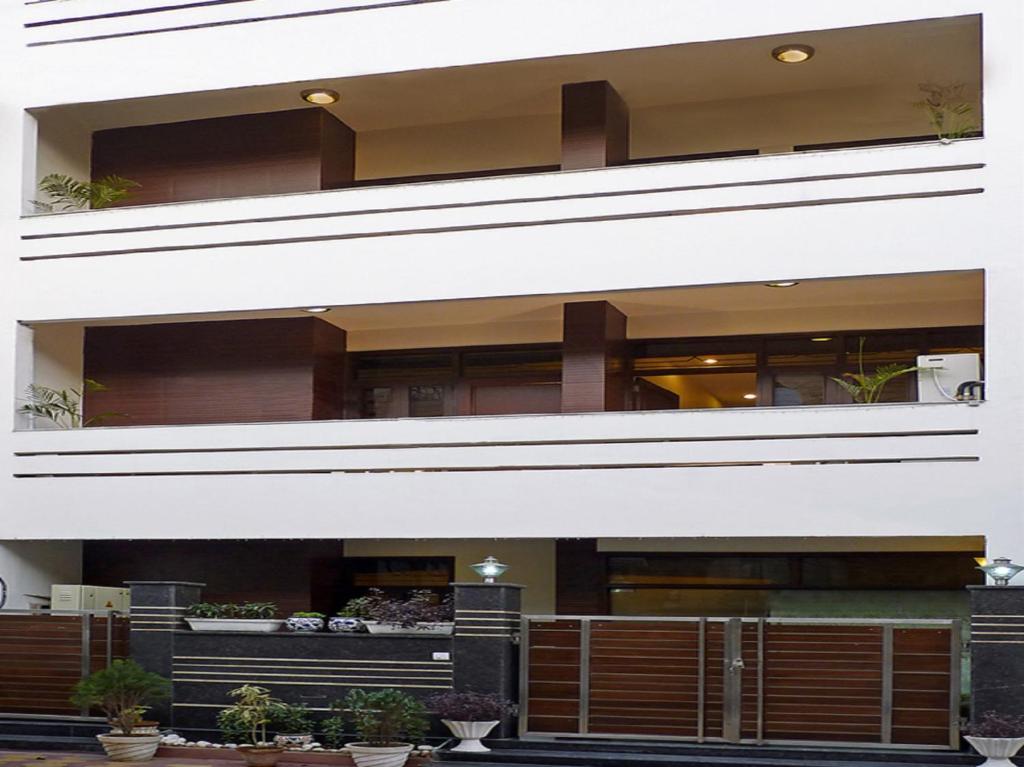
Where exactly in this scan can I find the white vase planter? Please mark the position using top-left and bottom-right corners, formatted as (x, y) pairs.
(96, 733), (162, 762)
(442, 720), (499, 752)
(345, 742), (414, 767)
(965, 735), (1024, 767)
(363, 621), (453, 636)
(185, 618), (285, 633)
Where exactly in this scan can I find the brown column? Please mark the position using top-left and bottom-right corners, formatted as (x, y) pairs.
(556, 539), (609, 615)
(561, 80), (630, 170)
(561, 300), (628, 413)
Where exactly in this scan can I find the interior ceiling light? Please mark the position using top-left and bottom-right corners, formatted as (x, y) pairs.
(765, 281), (799, 288)
(703, 358), (719, 365)
(301, 88), (340, 105)
(303, 307), (331, 314)
(772, 44), (815, 64)
(811, 337), (833, 342)
(743, 393), (758, 400)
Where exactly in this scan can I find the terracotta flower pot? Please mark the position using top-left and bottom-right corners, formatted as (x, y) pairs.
(236, 745), (286, 767)
(442, 719), (499, 752)
(96, 733), (162, 762)
(345, 742), (414, 767)
(965, 735), (1024, 767)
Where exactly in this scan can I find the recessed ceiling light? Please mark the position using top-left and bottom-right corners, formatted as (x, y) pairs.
(703, 358), (719, 365)
(743, 393), (758, 400)
(772, 44), (815, 64)
(303, 307), (331, 314)
(811, 337), (833, 342)
(765, 281), (799, 288)
(301, 88), (340, 105)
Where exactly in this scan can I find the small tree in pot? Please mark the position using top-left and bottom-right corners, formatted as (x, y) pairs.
(225, 685), (287, 767)
(71, 659), (170, 762)
(964, 711), (1024, 766)
(342, 688), (427, 767)
(428, 691), (511, 753)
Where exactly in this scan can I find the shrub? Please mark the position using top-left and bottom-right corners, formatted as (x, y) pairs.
(273, 703), (314, 734)
(290, 612), (325, 619)
(320, 715), (347, 749)
(70, 659), (170, 734)
(428, 690), (511, 722)
(358, 589), (453, 628)
(186, 602), (278, 619)
(965, 711), (1024, 738)
(340, 688), (427, 747)
(218, 707), (251, 743)
(223, 685), (287, 746)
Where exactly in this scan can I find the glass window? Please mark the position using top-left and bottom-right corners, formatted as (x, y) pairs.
(772, 372), (825, 405)
(409, 385), (446, 417)
(361, 387), (396, 418)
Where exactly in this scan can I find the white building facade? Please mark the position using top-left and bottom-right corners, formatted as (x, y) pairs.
(0, 1), (1019, 617)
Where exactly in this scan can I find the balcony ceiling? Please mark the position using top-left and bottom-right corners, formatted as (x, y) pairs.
(41, 15), (979, 133)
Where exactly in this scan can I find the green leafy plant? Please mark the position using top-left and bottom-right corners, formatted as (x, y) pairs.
(70, 659), (170, 735)
(340, 688), (427, 747)
(320, 714), (347, 749)
(830, 337), (919, 404)
(290, 612), (325, 619)
(186, 602), (278, 619)
(33, 173), (139, 212)
(336, 595), (376, 619)
(273, 703), (314, 735)
(218, 707), (252, 744)
(224, 685), (287, 746)
(916, 82), (979, 140)
(19, 379), (123, 429)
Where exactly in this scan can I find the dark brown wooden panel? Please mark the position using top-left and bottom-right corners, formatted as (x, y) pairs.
(561, 301), (628, 413)
(555, 540), (607, 615)
(561, 81), (630, 170)
(92, 108), (355, 206)
(83, 317), (346, 426)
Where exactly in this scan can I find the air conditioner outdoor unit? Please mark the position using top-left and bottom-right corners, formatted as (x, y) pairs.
(916, 353), (983, 403)
(50, 585), (130, 612)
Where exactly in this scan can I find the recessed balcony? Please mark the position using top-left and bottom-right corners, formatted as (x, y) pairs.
(26, 14), (981, 215)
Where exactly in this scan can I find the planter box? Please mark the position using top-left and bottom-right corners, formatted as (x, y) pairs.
(156, 746), (430, 766)
(363, 621), (453, 636)
(185, 618), (285, 633)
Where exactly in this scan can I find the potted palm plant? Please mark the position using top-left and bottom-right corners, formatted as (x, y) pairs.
(185, 602), (284, 632)
(342, 688), (427, 767)
(964, 711), (1024, 766)
(70, 659), (170, 762)
(225, 685), (287, 767)
(428, 691), (511, 753)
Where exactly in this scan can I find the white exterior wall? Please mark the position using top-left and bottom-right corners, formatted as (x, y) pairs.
(0, 3), (1021, 566)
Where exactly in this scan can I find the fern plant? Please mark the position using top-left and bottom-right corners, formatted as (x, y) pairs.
(916, 82), (979, 141)
(18, 378), (123, 428)
(33, 173), (139, 212)
(831, 338), (919, 404)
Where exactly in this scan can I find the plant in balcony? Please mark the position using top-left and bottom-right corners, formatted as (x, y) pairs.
(428, 691), (511, 753)
(916, 82), (979, 142)
(329, 595), (376, 633)
(271, 703), (316, 748)
(32, 173), (139, 213)
(185, 602), (284, 633)
(224, 685), (287, 767)
(964, 711), (1024, 766)
(70, 659), (170, 762)
(341, 688), (427, 767)
(18, 379), (124, 429)
(830, 337), (919, 404)
(285, 611), (326, 633)
(362, 588), (455, 636)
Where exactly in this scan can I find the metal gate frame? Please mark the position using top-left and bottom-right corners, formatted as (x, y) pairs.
(518, 615), (962, 750)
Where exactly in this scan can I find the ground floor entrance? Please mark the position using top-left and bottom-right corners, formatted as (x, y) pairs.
(521, 615), (961, 749)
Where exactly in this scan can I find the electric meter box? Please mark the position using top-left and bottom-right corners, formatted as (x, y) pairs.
(50, 584), (130, 612)
(916, 353), (982, 403)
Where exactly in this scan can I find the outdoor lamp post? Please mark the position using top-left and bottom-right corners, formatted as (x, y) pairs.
(471, 556), (508, 584)
(977, 556), (1024, 586)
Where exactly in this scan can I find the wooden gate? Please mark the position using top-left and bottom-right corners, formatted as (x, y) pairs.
(0, 610), (131, 716)
(519, 616), (962, 749)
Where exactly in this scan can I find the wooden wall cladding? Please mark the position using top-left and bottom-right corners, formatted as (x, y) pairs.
(83, 317), (347, 426)
(561, 301), (629, 413)
(526, 619), (582, 734)
(561, 80), (630, 170)
(91, 108), (355, 206)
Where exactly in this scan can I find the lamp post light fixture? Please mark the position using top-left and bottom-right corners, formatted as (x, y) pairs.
(977, 557), (1024, 586)
(471, 556), (508, 584)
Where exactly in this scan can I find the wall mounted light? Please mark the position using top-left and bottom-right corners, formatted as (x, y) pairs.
(765, 281), (799, 288)
(301, 88), (340, 105)
(303, 307), (331, 314)
(772, 44), (815, 64)
(977, 557), (1024, 586)
(471, 556), (509, 584)
(811, 337), (833, 342)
